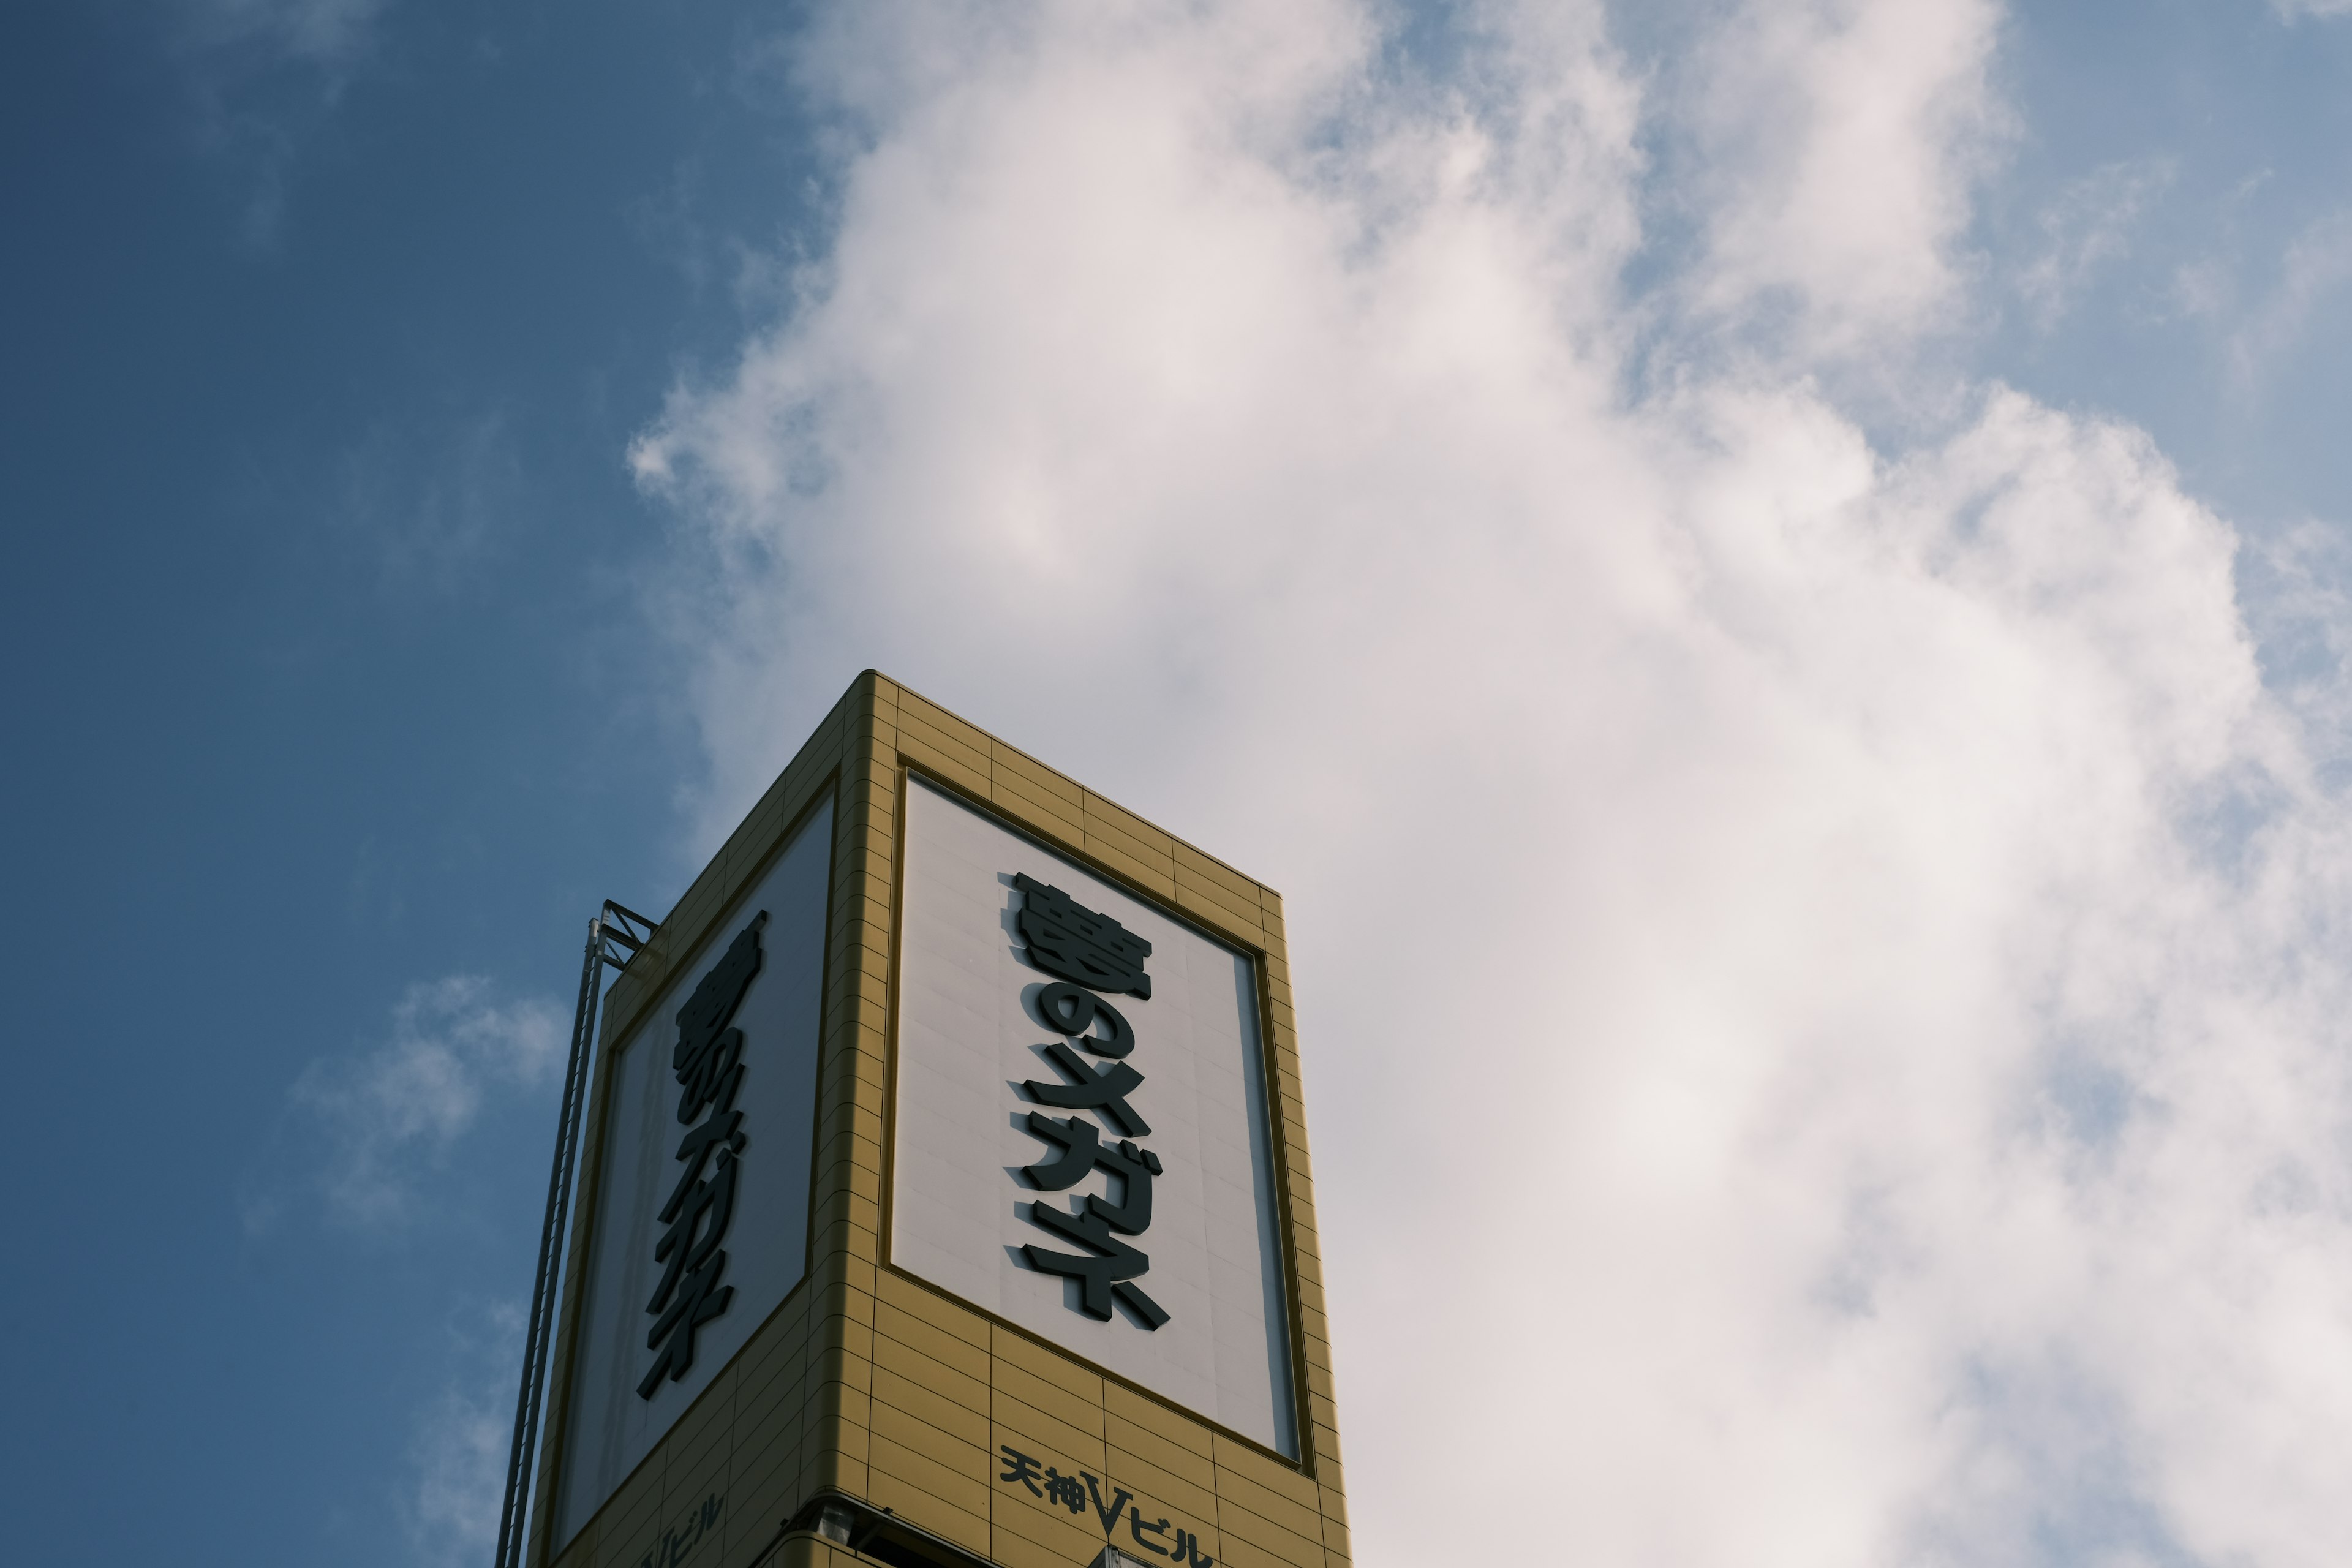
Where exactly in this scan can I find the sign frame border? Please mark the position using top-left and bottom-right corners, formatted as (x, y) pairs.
(876, 758), (1312, 1471)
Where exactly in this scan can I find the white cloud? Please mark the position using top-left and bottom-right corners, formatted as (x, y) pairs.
(1673, 0), (2010, 358)
(630, 2), (2352, 1563)
(284, 976), (564, 1231)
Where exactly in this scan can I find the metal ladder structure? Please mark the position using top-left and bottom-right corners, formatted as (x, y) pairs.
(492, 899), (656, 1568)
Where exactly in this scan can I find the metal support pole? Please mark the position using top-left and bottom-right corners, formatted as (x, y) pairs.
(494, 902), (649, 1568)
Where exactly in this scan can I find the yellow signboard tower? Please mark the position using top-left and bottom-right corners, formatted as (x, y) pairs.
(522, 671), (1348, 1568)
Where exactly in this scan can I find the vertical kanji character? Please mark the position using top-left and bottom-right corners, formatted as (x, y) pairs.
(1014, 875), (1153, 998)
(674, 1027), (745, 1126)
(671, 914), (766, 1095)
(1043, 1468), (1087, 1514)
(998, 1446), (1046, 1497)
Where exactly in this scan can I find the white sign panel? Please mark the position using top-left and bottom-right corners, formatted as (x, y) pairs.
(891, 778), (1296, 1456)
(556, 797), (833, 1547)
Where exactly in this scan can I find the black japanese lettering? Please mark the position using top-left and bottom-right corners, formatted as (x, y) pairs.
(998, 1445), (1045, 1497)
(1020, 1114), (1159, 1232)
(995, 1460), (1210, 1563)
(1019, 1110), (1101, 1189)
(1129, 1508), (1174, 1557)
(674, 1028), (745, 1126)
(671, 915), (766, 1115)
(647, 1146), (740, 1317)
(636, 1248), (733, 1396)
(1033, 982), (1135, 1057)
(660, 1110), (745, 1225)
(641, 912), (765, 1400)
(1014, 875), (1153, 999)
(1005, 874), (1172, 1332)
(635, 1493), (725, 1568)
(1022, 1204), (1170, 1329)
(1082, 1139), (1159, 1234)
(1022, 1041), (1151, 1136)
(1043, 1467), (1087, 1513)
(1082, 1474), (1134, 1536)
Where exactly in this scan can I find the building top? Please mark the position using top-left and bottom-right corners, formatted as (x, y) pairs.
(528, 671), (1344, 1568)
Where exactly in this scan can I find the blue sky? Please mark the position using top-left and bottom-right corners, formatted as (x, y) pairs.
(8, 2), (2352, 1565)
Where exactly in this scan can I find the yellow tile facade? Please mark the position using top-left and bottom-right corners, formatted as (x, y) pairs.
(527, 672), (1346, 1568)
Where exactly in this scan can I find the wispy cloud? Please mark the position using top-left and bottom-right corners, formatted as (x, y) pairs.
(337, 411), (526, 598)
(2239, 520), (2352, 781)
(162, 0), (401, 247)
(405, 1298), (524, 1564)
(251, 975), (562, 1233)
(2018, 159), (2173, 330)
(177, 0), (391, 69)
(628, 2), (2352, 1562)
(2228, 210), (2352, 389)
(2267, 0), (2352, 21)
